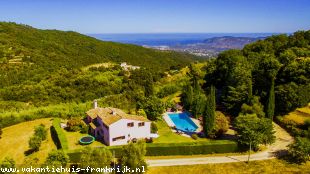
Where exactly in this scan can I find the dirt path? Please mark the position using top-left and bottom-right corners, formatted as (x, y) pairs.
(147, 123), (293, 167)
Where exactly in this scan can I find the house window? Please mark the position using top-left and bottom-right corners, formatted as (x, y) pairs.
(127, 122), (134, 127)
(112, 136), (125, 141)
(138, 122), (145, 127)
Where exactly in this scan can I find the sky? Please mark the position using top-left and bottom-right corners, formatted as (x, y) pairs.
(0, 0), (309, 34)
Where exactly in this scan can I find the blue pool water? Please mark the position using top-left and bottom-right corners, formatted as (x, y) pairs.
(168, 112), (198, 132)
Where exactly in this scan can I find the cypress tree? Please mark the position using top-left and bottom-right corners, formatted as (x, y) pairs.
(192, 92), (207, 118)
(182, 84), (193, 111)
(248, 76), (253, 103)
(204, 85), (216, 137)
(266, 79), (275, 120)
(144, 73), (154, 97)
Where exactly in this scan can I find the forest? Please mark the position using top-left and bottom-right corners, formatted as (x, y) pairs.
(181, 30), (310, 162)
(0, 22), (198, 107)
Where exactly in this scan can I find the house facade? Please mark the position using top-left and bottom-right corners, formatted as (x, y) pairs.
(84, 101), (151, 146)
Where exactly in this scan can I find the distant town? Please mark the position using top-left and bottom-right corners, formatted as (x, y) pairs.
(143, 36), (265, 57)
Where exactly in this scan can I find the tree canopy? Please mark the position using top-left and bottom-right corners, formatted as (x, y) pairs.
(121, 140), (147, 174)
(234, 114), (275, 150)
(205, 30), (310, 116)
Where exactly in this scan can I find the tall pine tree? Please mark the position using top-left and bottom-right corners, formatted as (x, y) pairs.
(204, 85), (216, 137)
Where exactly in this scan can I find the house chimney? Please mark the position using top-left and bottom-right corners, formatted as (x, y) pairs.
(93, 99), (98, 109)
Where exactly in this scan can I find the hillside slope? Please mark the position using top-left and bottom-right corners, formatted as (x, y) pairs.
(0, 22), (199, 106)
(0, 22), (197, 81)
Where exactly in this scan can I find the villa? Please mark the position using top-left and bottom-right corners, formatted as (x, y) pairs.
(120, 62), (140, 71)
(84, 100), (151, 146)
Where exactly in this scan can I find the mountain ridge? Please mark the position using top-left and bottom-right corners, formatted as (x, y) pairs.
(202, 36), (265, 49)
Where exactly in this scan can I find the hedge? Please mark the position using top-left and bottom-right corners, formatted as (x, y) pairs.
(51, 118), (69, 150)
(67, 140), (239, 162)
(144, 141), (239, 156)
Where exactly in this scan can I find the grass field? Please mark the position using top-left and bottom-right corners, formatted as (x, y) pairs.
(283, 104), (310, 125)
(0, 118), (56, 164)
(147, 159), (310, 174)
(153, 120), (210, 143)
(63, 128), (105, 150)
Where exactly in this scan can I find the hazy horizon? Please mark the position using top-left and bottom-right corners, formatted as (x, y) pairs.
(89, 32), (276, 46)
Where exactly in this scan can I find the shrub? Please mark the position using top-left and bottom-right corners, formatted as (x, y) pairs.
(121, 140), (147, 174)
(66, 118), (84, 132)
(0, 157), (15, 168)
(29, 136), (42, 152)
(34, 124), (47, 141)
(145, 138), (153, 143)
(79, 147), (112, 169)
(80, 123), (89, 134)
(45, 150), (69, 167)
(191, 134), (198, 140)
(151, 122), (158, 133)
(212, 111), (229, 138)
(28, 124), (47, 152)
(240, 96), (265, 118)
(288, 137), (310, 163)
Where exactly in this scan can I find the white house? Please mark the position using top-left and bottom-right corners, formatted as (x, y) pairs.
(120, 62), (140, 71)
(84, 101), (151, 146)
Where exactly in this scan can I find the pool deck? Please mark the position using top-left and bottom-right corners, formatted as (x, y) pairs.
(163, 112), (176, 127)
(163, 112), (202, 137)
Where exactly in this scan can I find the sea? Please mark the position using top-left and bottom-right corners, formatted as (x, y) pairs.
(88, 33), (278, 46)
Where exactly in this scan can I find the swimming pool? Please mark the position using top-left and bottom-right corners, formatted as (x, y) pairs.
(168, 112), (198, 132)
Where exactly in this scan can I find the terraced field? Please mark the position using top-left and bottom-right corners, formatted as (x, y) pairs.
(283, 103), (310, 125)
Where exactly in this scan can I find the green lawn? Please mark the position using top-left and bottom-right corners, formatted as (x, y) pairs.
(153, 120), (210, 143)
(62, 126), (106, 150)
(147, 159), (310, 174)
